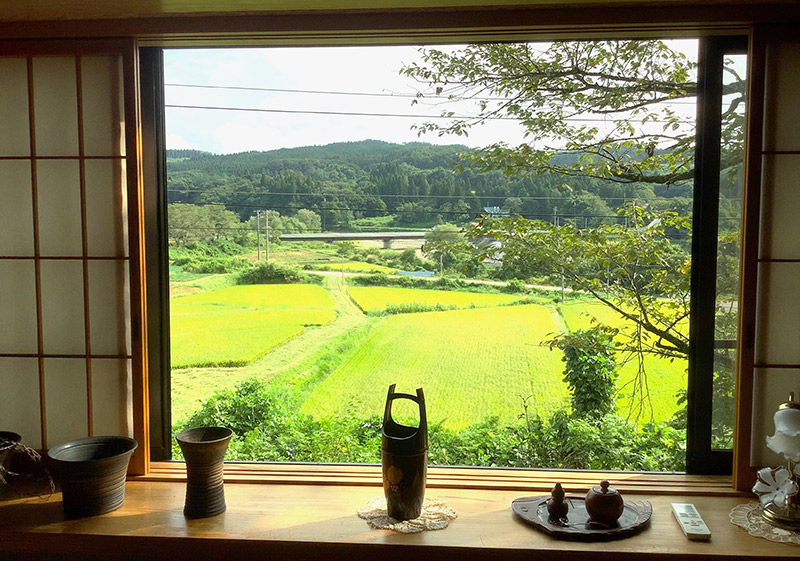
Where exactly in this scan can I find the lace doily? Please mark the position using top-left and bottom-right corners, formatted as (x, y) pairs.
(730, 501), (800, 545)
(357, 496), (457, 533)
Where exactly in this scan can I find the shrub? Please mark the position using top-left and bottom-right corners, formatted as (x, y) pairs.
(179, 257), (251, 274)
(176, 377), (685, 471)
(547, 326), (619, 419)
(237, 262), (322, 285)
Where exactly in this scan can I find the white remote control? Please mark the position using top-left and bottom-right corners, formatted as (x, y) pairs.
(671, 503), (712, 541)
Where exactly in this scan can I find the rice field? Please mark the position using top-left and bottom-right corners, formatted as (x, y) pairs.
(311, 261), (397, 273)
(347, 286), (525, 313)
(170, 284), (337, 368)
(298, 304), (568, 428)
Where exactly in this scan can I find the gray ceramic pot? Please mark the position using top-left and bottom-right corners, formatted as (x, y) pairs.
(176, 426), (233, 519)
(47, 436), (138, 519)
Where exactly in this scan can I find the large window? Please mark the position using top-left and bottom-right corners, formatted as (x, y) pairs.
(142, 36), (746, 474)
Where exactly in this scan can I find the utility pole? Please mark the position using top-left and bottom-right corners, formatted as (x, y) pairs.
(265, 210), (270, 262)
(256, 210), (262, 262)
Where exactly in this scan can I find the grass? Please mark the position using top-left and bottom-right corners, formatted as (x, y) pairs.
(310, 261), (397, 274)
(168, 276), (685, 430)
(298, 304), (568, 428)
(170, 284), (337, 368)
(347, 286), (525, 313)
(558, 301), (687, 422)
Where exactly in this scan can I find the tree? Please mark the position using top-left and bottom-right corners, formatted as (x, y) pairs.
(404, 40), (744, 423)
(547, 327), (619, 419)
(402, 40), (744, 187)
(423, 223), (467, 274)
(168, 203), (242, 246)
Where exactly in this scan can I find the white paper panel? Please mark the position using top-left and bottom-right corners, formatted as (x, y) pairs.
(755, 262), (800, 365)
(85, 159), (127, 257)
(0, 58), (30, 157)
(764, 42), (800, 152)
(91, 359), (132, 437)
(0, 358), (41, 449)
(40, 260), (85, 355)
(760, 155), (800, 260)
(0, 260), (38, 354)
(32, 57), (79, 157)
(0, 160), (34, 256)
(89, 260), (130, 356)
(44, 358), (88, 447)
(37, 160), (82, 257)
(81, 56), (124, 158)
(752, 368), (800, 467)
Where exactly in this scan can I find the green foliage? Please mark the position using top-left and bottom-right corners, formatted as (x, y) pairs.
(547, 327), (619, 418)
(468, 204), (690, 422)
(177, 378), (684, 470)
(237, 262), (321, 285)
(402, 41), (743, 188)
(168, 203), (245, 246)
(174, 256), (251, 275)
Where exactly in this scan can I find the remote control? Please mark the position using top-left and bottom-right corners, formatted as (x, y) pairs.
(671, 503), (712, 541)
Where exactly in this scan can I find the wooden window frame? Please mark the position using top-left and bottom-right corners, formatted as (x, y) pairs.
(140, 32), (754, 484)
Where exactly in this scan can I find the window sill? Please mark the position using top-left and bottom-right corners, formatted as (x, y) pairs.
(146, 461), (740, 495)
(1, 469), (795, 561)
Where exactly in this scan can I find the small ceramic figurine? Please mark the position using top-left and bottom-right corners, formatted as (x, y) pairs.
(585, 480), (624, 526)
(547, 482), (569, 519)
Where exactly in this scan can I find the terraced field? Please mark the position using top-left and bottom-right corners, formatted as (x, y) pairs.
(170, 284), (337, 368)
(348, 285), (525, 313)
(299, 303), (568, 428)
(169, 278), (684, 428)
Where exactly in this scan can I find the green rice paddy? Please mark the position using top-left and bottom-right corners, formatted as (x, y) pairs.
(170, 284), (337, 368)
(298, 304), (567, 428)
(170, 278), (685, 427)
(347, 286), (524, 313)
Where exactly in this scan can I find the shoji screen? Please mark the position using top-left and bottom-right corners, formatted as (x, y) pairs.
(742, 28), (800, 476)
(0, 43), (145, 468)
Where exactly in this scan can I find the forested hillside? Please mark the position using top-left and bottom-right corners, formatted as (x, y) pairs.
(167, 140), (699, 231)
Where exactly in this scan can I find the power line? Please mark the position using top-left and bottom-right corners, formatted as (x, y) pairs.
(167, 189), (726, 202)
(165, 82), (699, 107)
(165, 103), (696, 125)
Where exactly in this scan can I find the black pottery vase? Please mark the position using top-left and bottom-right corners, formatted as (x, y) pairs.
(381, 384), (428, 521)
(176, 426), (233, 519)
(47, 436), (138, 519)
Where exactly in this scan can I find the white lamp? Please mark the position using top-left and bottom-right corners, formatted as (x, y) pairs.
(754, 392), (800, 529)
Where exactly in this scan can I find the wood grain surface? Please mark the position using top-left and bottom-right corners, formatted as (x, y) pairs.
(0, 478), (797, 560)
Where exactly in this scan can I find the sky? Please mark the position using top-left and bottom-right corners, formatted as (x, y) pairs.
(164, 45), (530, 154)
(163, 41), (701, 155)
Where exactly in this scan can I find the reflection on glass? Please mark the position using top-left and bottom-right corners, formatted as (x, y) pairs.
(711, 53), (746, 450)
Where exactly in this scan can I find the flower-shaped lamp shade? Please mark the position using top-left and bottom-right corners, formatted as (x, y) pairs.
(753, 466), (800, 508)
(766, 394), (800, 463)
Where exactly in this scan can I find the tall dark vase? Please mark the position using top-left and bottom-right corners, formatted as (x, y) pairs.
(176, 426), (233, 519)
(381, 384), (427, 521)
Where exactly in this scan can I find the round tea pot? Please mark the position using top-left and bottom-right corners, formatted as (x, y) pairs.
(585, 480), (624, 525)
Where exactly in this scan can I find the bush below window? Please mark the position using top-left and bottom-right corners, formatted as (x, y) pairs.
(174, 378), (685, 471)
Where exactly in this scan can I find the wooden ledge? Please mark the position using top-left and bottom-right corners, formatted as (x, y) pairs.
(144, 461), (741, 496)
(0, 478), (796, 561)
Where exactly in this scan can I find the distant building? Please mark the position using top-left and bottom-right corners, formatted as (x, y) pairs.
(482, 206), (509, 216)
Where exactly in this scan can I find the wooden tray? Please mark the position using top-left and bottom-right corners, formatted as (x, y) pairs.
(512, 495), (652, 541)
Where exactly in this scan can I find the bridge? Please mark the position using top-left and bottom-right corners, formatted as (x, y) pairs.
(279, 231), (427, 249)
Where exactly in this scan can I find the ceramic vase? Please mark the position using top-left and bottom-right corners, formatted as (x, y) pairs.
(176, 426), (233, 519)
(47, 436), (138, 519)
